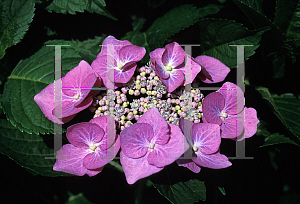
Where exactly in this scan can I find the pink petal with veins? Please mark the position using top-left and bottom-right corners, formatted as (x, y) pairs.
(192, 123), (221, 155)
(120, 123), (153, 159)
(120, 151), (163, 184)
(66, 122), (104, 148)
(202, 92), (225, 125)
(160, 70), (184, 92)
(193, 152), (232, 169)
(137, 107), (170, 145)
(195, 55), (230, 84)
(217, 82), (244, 114)
(162, 42), (185, 67)
(147, 124), (188, 168)
(119, 45), (146, 63)
(53, 144), (102, 176)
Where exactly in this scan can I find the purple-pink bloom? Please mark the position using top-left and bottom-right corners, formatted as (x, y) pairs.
(34, 60), (99, 124)
(194, 55), (230, 83)
(150, 42), (201, 92)
(53, 115), (120, 176)
(202, 82), (259, 139)
(120, 107), (187, 184)
(91, 35), (146, 88)
(176, 118), (231, 173)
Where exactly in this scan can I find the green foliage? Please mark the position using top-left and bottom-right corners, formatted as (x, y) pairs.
(237, 0), (264, 14)
(123, 4), (223, 62)
(153, 179), (206, 204)
(72, 34), (107, 56)
(218, 187), (226, 195)
(199, 19), (269, 68)
(274, 0), (300, 44)
(257, 121), (299, 147)
(273, 94), (300, 137)
(256, 87), (300, 143)
(0, 0), (35, 59)
(0, 119), (71, 176)
(46, 0), (117, 20)
(65, 192), (94, 204)
(0, 40), (89, 134)
(232, 0), (278, 29)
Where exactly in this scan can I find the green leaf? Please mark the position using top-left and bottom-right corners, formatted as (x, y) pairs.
(71, 34), (107, 56)
(130, 15), (146, 32)
(0, 119), (71, 176)
(199, 19), (270, 68)
(218, 186), (226, 195)
(65, 192), (94, 204)
(0, 0), (35, 59)
(0, 40), (88, 134)
(274, 0), (300, 44)
(46, 0), (117, 20)
(236, 0), (264, 14)
(261, 133), (299, 147)
(273, 94), (300, 137)
(256, 87), (300, 143)
(153, 179), (206, 204)
(257, 120), (299, 147)
(123, 4), (223, 62)
(232, 0), (279, 29)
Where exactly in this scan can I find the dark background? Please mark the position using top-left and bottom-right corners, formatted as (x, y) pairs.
(1, 0), (300, 203)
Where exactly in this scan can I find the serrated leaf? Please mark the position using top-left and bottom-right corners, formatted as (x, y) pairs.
(199, 19), (270, 68)
(123, 4), (223, 63)
(260, 133), (299, 147)
(256, 87), (300, 143)
(0, 0), (35, 59)
(274, 0), (300, 43)
(236, 0), (264, 14)
(153, 179), (206, 204)
(71, 34), (106, 56)
(257, 121), (299, 147)
(46, 0), (117, 20)
(0, 40), (88, 134)
(232, 0), (279, 29)
(0, 119), (71, 176)
(273, 94), (300, 137)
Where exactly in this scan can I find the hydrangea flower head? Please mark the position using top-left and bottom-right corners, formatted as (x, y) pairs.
(120, 107), (187, 184)
(176, 118), (232, 173)
(34, 60), (98, 124)
(91, 35), (146, 88)
(150, 42), (201, 92)
(202, 82), (259, 139)
(53, 115), (120, 176)
(194, 55), (230, 84)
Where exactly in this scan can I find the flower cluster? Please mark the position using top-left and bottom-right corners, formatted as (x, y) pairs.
(34, 35), (259, 184)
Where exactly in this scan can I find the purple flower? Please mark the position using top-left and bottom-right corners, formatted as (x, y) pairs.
(176, 118), (231, 173)
(194, 55), (230, 84)
(34, 60), (99, 124)
(202, 82), (259, 139)
(120, 107), (187, 184)
(53, 115), (120, 176)
(91, 36), (146, 88)
(150, 42), (201, 92)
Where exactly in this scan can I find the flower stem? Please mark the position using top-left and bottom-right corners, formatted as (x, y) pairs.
(109, 161), (124, 173)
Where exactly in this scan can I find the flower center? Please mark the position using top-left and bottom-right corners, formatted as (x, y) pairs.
(192, 145), (198, 152)
(89, 144), (97, 151)
(73, 93), (80, 101)
(116, 62), (125, 71)
(219, 112), (228, 119)
(149, 143), (155, 149)
(165, 65), (173, 72)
